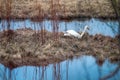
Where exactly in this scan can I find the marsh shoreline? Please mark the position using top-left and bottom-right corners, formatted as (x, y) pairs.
(0, 29), (119, 69)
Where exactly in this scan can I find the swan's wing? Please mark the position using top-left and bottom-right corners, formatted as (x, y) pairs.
(66, 30), (80, 37)
(64, 30), (71, 36)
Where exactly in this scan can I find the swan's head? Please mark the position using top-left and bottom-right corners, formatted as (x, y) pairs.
(85, 25), (90, 30)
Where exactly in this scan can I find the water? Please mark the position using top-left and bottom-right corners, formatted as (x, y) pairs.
(0, 56), (120, 80)
(0, 18), (120, 80)
(0, 18), (119, 37)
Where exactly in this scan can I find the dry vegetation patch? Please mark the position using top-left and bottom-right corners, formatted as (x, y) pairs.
(0, 28), (119, 68)
(0, 0), (116, 19)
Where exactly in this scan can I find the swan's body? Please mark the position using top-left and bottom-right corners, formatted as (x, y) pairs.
(64, 25), (89, 38)
(64, 30), (81, 38)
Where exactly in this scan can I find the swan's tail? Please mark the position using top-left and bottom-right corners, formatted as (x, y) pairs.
(64, 32), (71, 36)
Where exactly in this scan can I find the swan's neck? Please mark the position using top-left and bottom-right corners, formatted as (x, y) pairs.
(80, 27), (87, 38)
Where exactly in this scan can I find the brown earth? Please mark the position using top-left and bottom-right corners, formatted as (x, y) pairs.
(0, 0), (116, 19)
(0, 28), (119, 69)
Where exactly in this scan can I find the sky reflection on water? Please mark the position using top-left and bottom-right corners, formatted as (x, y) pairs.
(0, 18), (119, 37)
(0, 56), (120, 80)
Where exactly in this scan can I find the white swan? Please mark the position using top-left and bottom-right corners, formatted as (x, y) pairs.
(64, 25), (89, 38)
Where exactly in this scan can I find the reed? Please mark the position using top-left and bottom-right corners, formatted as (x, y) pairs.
(38, 3), (46, 44)
(50, 0), (60, 41)
(0, 0), (15, 43)
(5, 0), (12, 30)
(110, 0), (120, 17)
(110, 0), (120, 48)
(0, 0), (1, 19)
(32, 1), (46, 44)
(31, 0), (62, 45)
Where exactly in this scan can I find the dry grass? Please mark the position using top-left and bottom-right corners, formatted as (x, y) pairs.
(0, 0), (116, 18)
(0, 28), (119, 68)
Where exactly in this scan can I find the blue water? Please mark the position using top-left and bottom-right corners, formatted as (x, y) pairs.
(0, 19), (119, 80)
(0, 56), (120, 80)
(0, 18), (119, 37)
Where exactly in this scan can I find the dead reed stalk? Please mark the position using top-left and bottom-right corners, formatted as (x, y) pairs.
(1, 0), (15, 43)
(34, 1), (46, 45)
(5, 0), (12, 30)
(50, 0), (60, 41)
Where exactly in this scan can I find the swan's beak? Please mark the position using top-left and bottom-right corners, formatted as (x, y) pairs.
(87, 27), (90, 30)
(85, 25), (90, 30)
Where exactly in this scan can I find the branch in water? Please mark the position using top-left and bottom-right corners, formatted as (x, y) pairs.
(100, 63), (120, 80)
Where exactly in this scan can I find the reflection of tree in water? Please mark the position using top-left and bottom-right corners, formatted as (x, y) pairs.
(66, 60), (69, 80)
(52, 63), (61, 80)
(100, 1), (120, 79)
(81, 57), (90, 80)
(0, 67), (11, 80)
(0, 59), (120, 80)
(105, 21), (119, 34)
(97, 64), (102, 79)
(100, 62), (120, 80)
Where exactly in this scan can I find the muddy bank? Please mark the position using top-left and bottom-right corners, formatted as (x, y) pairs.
(0, 0), (116, 19)
(0, 28), (119, 69)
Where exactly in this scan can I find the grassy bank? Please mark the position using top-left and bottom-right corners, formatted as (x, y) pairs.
(0, 29), (119, 69)
(0, 0), (116, 19)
